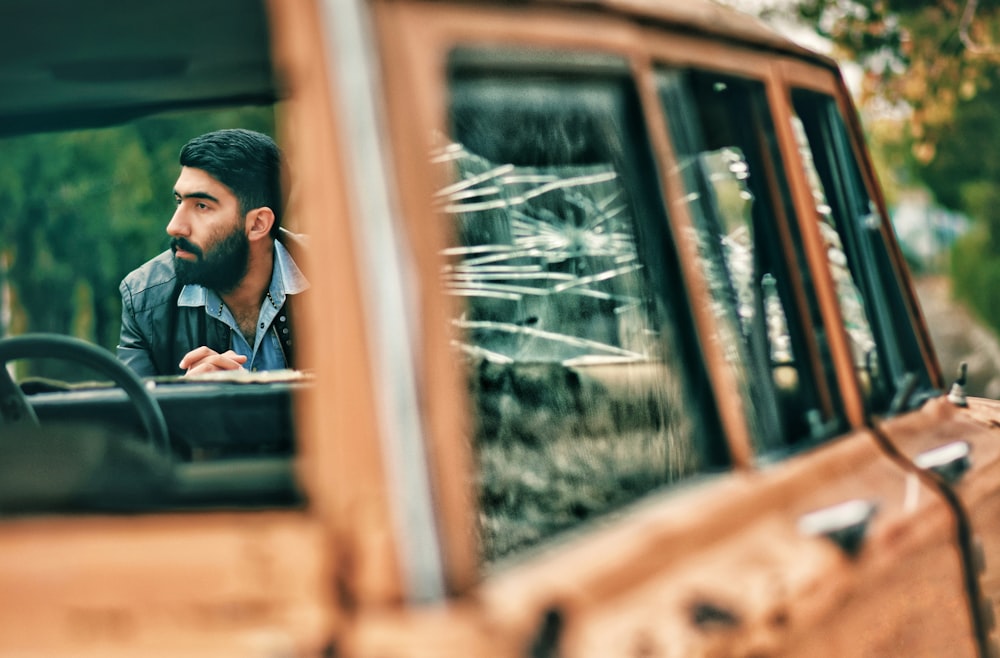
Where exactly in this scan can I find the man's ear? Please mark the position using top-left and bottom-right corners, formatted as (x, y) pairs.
(246, 207), (275, 242)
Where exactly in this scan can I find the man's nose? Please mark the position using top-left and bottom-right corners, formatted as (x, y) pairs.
(166, 207), (188, 237)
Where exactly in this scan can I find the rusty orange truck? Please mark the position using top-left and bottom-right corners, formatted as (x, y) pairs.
(2, 1), (999, 656)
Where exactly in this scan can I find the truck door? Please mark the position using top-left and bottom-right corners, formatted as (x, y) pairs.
(777, 60), (1000, 653)
(343, 3), (983, 655)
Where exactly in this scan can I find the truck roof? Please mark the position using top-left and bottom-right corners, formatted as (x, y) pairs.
(0, 0), (833, 138)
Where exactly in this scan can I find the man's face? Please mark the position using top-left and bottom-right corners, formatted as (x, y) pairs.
(167, 166), (250, 293)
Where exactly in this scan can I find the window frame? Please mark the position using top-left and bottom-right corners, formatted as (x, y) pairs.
(775, 61), (942, 419)
(441, 49), (732, 563)
(653, 66), (849, 456)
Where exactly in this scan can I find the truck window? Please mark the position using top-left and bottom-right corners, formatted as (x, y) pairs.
(0, 105), (303, 515)
(438, 52), (727, 563)
(658, 70), (845, 454)
(791, 90), (935, 414)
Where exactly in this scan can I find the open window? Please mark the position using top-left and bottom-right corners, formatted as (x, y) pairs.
(0, 4), (304, 515)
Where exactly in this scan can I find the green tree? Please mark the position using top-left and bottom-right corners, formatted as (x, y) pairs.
(918, 68), (1000, 327)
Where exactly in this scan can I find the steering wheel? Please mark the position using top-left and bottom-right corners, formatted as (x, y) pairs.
(0, 334), (171, 456)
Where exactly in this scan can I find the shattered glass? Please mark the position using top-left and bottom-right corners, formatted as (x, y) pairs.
(437, 72), (715, 562)
(434, 142), (656, 366)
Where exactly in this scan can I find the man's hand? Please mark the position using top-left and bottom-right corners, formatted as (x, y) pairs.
(179, 347), (248, 376)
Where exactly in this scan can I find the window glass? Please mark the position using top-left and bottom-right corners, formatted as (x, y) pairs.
(439, 54), (726, 563)
(791, 91), (934, 414)
(658, 70), (844, 454)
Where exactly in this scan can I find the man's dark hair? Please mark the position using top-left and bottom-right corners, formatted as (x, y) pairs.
(179, 128), (283, 237)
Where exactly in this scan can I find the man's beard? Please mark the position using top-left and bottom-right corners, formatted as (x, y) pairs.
(172, 226), (250, 293)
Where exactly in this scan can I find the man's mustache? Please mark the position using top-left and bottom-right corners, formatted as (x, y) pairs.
(171, 237), (203, 259)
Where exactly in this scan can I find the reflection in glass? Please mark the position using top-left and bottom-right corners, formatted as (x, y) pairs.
(790, 113), (880, 397)
(659, 69), (838, 449)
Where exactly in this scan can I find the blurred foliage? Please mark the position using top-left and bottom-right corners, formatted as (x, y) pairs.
(720, 0), (1000, 216)
(0, 105), (274, 380)
(743, 0), (1000, 334)
(941, 94), (1000, 319)
(919, 69), (1000, 221)
(951, 227), (1000, 332)
(772, 0), (1000, 164)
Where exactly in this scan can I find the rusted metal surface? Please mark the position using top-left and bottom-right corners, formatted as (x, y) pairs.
(901, 395), (1000, 649)
(0, 513), (336, 654)
(469, 427), (977, 656)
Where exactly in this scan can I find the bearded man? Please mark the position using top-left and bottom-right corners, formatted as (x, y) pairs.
(117, 129), (308, 377)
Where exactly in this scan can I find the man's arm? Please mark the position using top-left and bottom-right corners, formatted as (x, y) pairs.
(116, 279), (158, 377)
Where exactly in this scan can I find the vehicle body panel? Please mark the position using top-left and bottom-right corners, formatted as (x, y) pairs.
(0, 513), (334, 654)
(880, 395), (1000, 645)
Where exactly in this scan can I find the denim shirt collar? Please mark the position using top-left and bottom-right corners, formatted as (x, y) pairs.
(177, 239), (309, 311)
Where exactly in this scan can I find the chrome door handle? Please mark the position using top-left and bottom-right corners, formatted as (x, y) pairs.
(798, 499), (879, 556)
(915, 441), (972, 485)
